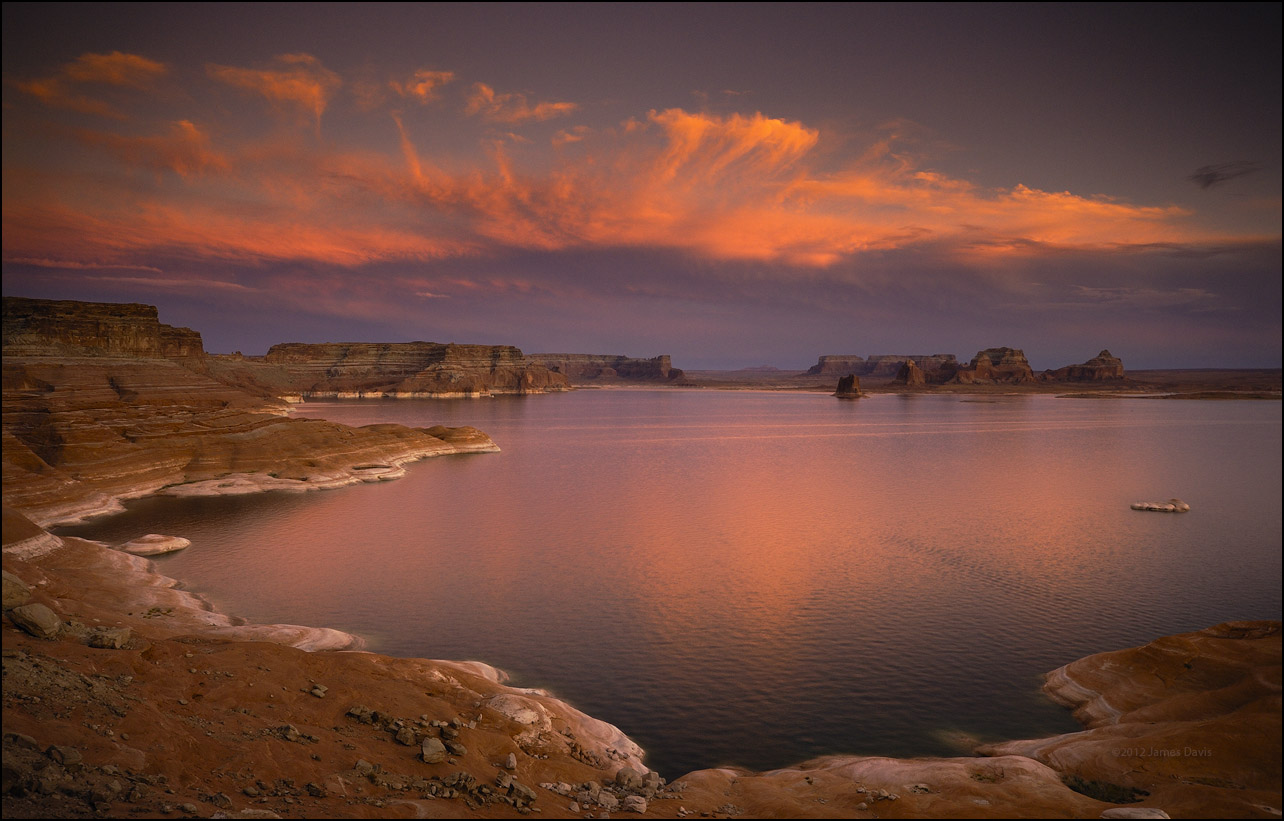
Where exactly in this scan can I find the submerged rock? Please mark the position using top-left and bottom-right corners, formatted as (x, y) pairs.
(121, 534), (192, 556)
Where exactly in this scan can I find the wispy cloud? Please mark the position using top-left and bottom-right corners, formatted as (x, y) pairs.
(465, 82), (578, 124)
(11, 51), (166, 119)
(1188, 161), (1263, 189)
(76, 120), (230, 178)
(206, 54), (341, 132)
(391, 69), (455, 103)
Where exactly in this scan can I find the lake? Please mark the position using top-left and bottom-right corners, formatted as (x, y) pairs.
(58, 390), (1283, 778)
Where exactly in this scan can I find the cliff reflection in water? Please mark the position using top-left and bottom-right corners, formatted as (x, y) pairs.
(59, 392), (1283, 778)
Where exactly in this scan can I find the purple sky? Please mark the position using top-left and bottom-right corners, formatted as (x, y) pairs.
(3, 3), (1279, 369)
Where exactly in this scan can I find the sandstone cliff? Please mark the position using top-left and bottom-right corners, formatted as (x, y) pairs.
(525, 353), (685, 384)
(951, 347), (1036, 384)
(215, 342), (571, 398)
(2, 299), (500, 526)
(1041, 349), (1126, 381)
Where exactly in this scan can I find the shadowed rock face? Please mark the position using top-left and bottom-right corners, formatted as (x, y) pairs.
(526, 353), (684, 384)
(1042, 350), (1126, 381)
(894, 359), (927, 386)
(808, 354), (958, 379)
(834, 373), (864, 398)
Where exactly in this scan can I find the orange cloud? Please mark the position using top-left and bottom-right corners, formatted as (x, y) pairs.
(391, 69), (455, 103)
(76, 120), (230, 178)
(206, 54), (341, 131)
(11, 51), (166, 118)
(3, 96), (1245, 278)
(465, 82), (578, 123)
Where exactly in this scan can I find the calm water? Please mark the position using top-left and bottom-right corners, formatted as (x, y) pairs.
(60, 391), (1282, 778)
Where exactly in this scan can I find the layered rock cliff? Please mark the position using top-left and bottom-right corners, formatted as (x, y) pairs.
(212, 342), (570, 398)
(2, 299), (499, 526)
(1041, 349), (1126, 381)
(951, 347), (1036, 384)
(525, 353), (684, 384)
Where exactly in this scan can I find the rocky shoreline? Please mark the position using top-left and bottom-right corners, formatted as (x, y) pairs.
(3, 501), (1280, 819)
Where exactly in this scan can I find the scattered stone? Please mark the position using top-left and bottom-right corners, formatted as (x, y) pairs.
(1100, 810), (1172, 820)
(278, 724), (301, 743)
(444, 739), (467, 756)
(597, 792), (619, 811)
(88, 627), (131, 649)
(47, 745), (82, 767)
(623, 794), (647, 813)
(310, 684), (328, 698)
(395, 727), (416, 746)
(2, 570), (31, 609)
(856, 802), (868, 810)
(9, 603), (61, 639)
(354, 760), (375, 776)
(505, 752), (518, 770)
(421, 738), (447, 764)
(244, 786), (260, 797)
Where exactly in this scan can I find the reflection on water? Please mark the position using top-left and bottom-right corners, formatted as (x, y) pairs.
(59, 392), (1283, 777)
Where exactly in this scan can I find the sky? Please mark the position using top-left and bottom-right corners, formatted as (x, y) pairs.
(2, 3), (1280, 369)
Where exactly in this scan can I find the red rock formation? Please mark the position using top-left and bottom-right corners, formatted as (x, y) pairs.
(952, 347), (1035, 384)
(894, 359), (927, 386)
(253, 342), (570, 397)
(834, 373), (864, 398)
(1041, 350), (1126, 381)
(807, 355), (867, 376)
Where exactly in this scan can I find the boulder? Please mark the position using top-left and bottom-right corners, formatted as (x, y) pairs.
(420, 737), (447, 764)
(2, 570), (31, 609)
(9, 603), (61, 639)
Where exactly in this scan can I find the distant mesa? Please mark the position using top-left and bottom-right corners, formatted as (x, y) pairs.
(526, 353), (685, 385)
(806, 347), (1127, 387)
(834, 373), (864, 398)
(231, 341), (572, 398)
(1040, 349), (1125, 382)
(808, 354), (959, 380)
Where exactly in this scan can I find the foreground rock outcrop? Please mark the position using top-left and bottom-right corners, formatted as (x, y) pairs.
(5, 512), (1278, 819)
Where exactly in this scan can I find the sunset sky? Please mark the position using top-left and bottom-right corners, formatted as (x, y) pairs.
(3, 3), (1279, 369)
